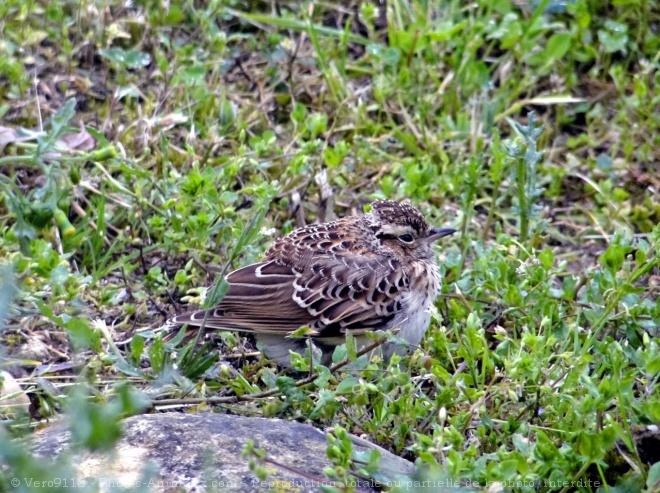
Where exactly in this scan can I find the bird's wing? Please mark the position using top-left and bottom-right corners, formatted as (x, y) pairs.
(292, 255), (410, 337)
(172, 261), (314, 333)
(172, 256), (410, 337)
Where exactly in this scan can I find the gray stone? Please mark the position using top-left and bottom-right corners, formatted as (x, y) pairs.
(30, 413), (416, 493)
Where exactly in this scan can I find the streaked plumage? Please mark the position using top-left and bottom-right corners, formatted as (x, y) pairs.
(170, 200), (455, 366)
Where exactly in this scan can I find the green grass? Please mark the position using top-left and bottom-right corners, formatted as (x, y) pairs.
(1, 0), (660, 492)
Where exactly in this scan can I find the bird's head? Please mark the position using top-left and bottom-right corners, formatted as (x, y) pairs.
(369, 200), (456, 259)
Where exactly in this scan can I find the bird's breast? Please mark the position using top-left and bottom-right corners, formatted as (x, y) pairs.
(389, 260), (440, 346)
(409, 260), (440, 300)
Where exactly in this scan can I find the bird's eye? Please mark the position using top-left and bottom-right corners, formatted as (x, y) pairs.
(398, 234), (414, 243)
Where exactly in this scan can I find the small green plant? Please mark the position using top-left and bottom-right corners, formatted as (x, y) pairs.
(506, 112), (544, 244)
(323, 426), (356, 493)
(242, 439), (269, 482)
(0, 99), (115, 254)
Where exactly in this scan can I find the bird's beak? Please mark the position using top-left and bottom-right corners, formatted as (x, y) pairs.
(427, 227), (457, 242)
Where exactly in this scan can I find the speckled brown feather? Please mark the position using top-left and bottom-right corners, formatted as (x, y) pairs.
(170, 200), (455, 365)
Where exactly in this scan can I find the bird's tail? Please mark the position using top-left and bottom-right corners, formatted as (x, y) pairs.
(158, 314), (205, 345)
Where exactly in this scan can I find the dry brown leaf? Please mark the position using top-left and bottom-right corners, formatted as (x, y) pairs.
(0, 126), (19, 153)
(57, 122), (97, 152)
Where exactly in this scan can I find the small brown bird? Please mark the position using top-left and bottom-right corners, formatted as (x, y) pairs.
(171, 200), (455, 367)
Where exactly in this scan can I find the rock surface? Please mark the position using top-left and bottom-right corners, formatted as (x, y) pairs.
(30, 413), (417, 493)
